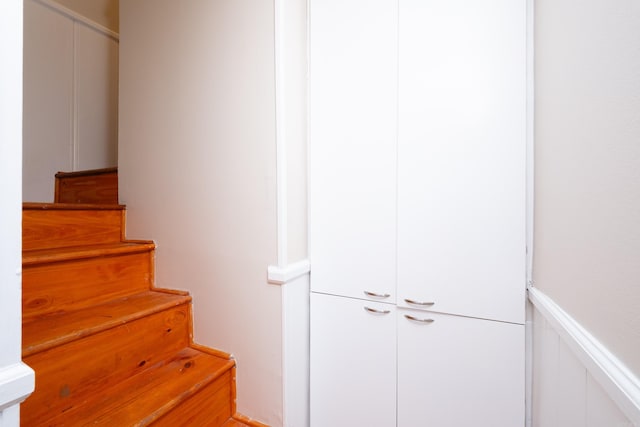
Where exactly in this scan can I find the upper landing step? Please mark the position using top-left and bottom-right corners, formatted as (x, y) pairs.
(55, 166), (118, 204)
(23, 202), (124, 210)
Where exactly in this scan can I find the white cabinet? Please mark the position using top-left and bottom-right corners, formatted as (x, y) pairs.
(398, 309), (525, 426)
(309, 0), (397, 302)
(397, 0), (527, 325)
(310, 293), (396, 427)
(309, 0), (527, 425)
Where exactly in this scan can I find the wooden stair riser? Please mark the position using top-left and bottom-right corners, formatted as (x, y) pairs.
(55, 168), (118, 205)
(23, 251), (153, 320)
(153, 369), (234, 427)
(23, 208), (124, 250)
(43, 348), (235, 427)
(22, 304), (193, 425)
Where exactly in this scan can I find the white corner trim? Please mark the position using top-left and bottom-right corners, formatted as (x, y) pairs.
(274, 0), (288, 269)
(32, 0), (119, 41)
(528, 287), (640, 425)
(0, 362), (35, 412)
(268, 259), (310, 285)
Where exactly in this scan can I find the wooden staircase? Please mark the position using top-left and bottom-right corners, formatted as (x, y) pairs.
(21, 178), (266, 426)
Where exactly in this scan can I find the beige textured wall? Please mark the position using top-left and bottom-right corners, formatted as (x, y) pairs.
(51, 0), (119, 32)
(118, 1), (281, 424)
(534, 0), (640, 376)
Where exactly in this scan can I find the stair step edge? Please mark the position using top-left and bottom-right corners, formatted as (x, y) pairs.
(23, 290), (192, 357)
(23, 241), (156, 266)
(44, 347), (235, 427)
(23, 202), (125, 210)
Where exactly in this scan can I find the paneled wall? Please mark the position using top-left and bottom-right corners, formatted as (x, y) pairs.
(530, 291), (636, 427)
(23, 0), (118, 202)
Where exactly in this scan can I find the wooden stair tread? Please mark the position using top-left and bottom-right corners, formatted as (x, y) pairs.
(222, 419), (252, 427)
(44, 347), (235, 426)
(23, 202), (124, 210)
(23, 290), (191, 357)
(55, 167), (118, 179)
(23, 241), (155, 265)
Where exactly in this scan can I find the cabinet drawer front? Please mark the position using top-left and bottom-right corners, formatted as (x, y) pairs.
(311, 292), (397, 427)
(398, 309), (525, 427)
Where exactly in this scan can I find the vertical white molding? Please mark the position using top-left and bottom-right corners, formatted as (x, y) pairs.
(0, 0), (36, 422)
(274, 0), (288, 270)
(71, 21), (79, 171)
(526, 0), (535, 286)
(525, 1), (535, 426)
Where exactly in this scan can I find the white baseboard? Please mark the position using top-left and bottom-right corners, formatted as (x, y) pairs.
(528, 287), (640, 426)
(0, 362), (35, 412)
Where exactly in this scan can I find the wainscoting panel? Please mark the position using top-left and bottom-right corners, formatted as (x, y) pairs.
(530, 289), (637, 427)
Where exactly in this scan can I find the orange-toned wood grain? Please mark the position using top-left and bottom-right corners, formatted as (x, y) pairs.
(22, 301), (193, 425)
(231, 414), (271, 427)
(153, 368), (234, 427)
(21, 201), (246, 426)
(55, 169), (118, 204)
(23, 206), (124, 250)
(23, 245), (154, 319)
(23, 291), (191, 356)
(41, 348), (235, 427)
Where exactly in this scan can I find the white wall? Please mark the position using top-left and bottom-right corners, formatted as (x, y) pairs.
(533, 0), (640, 423)
(0, 0), (35, 425)
(23, 0), (118, 202)
(118, 1), (283, 424)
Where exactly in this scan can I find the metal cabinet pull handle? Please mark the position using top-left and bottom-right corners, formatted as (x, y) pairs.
(364, 306), (391, 315)
(364, 291), (391, 298)
(404, 314), (434, 323)
(404, 298), (434, 306)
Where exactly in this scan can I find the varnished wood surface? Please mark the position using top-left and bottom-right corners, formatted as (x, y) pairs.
(41, 348), (234, 426)
(23, 202), (124, 210)
(231, 414), (271, 427)
(22, 298), (193, 425)
(23, 291), (191, 357)
(23, 248), (154, 319)
(21, 200), (264, 426)
(55, 168), (118, 204)
(55, 167), (118, 179)
(23, 207), (124, 250)
(23, 241), (155, 265)
(153, 366), (234, 427)
(222, 419), (253, 427)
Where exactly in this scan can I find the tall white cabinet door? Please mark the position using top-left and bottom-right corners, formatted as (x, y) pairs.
(397, 0), (527, 323)
(309, 0), (397, 301)
(398, 310), (525, 426)
(310, 293), (396, 427)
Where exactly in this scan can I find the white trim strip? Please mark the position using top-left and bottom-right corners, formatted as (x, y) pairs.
(0, 362), (35, 412)
(274, 0), (288, 269)
(268, 259), (311, 285)
(528, 287), (640, 425)
(525, 2), (535, 427)
(32, 0), (119, 41)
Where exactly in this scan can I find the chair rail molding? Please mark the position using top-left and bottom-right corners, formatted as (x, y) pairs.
(528, 286), (640, 426)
